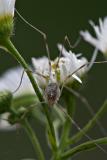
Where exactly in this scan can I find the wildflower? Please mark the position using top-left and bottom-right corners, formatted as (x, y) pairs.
(0, 0), (16, 39)
(80, 17), (107, 55)
(0, 50), (87, 95)
(57, 44), (88, 85)
(32, 46), (88, 87)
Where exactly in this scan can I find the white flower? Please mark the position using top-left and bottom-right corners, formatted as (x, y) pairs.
(0, 0), (16, 16)
(0, 0), (16, 39)
(80, 17), (107, 54)
(0, 67), (34, 96)
(0, 113), (19, 131)
(57, 44), (88, 84)
(32, 47), (88, 87)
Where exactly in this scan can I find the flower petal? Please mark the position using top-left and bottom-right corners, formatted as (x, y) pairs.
(72, 74), (82, 83)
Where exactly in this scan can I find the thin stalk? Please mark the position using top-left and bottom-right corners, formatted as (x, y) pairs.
(61, 137), (107, 159)
(60, 93), (76, 150)
(2, 38), (57, 151)
(22, 119), (45, 160)
(54, 92), (76, 160)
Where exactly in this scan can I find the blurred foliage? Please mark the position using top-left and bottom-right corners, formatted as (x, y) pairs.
(0, 0), (107, 160)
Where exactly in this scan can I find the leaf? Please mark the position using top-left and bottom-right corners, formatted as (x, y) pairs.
(61, 137), (107, 159)
(66, 99), (107, 146)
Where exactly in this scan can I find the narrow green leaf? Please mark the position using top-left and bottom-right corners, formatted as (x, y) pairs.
(66, 99), (107, 146)
(61, 137), (107, 159)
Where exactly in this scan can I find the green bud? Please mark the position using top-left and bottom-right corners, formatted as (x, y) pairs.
(0, 90), (13, 114)
(8, 113), (18, 124)
(0, 15), (14, 40)
(0, 0), (15, 40)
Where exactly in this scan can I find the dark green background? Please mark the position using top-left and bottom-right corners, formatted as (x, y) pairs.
(0, 0), (107, 159)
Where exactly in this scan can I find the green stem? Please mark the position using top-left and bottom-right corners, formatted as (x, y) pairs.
(3, 39), (43, 100)
(54, 92), (76, 160)
(66, 99), (107, 146)
(59, 93), (76, 150)
(2, 38), (57, 151)
(61, 137), (107, 159)
(22, 119), (45, 160)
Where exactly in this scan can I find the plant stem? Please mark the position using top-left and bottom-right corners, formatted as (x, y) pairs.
(22, 119), (45, 160)
(54, 92), (76, 160)
(66, 99), (107, 146)
(3, 39), (43, 100)
(61, 137), (107, 159)
(59, 93), (76, 150)
(2, 38), (57, 151)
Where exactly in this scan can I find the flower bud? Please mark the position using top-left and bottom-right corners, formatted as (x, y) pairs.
(0, 90), (13, 114)
(0, 0), (16, 39)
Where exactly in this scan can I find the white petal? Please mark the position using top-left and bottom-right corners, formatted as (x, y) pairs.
(32, 57), (49, 74)
(58, 44), (88, 84)
(72, 74), (82, 83)
(99, 18), (103, 33)
(8, 0), (16, 16)
(89, 21), (101, 39)
(0, 0), (15, 16)
(80, 31), (99, 48)
(57, 44), (70, 57)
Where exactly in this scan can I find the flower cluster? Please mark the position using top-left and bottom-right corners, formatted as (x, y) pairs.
(32, 45), (88, 87)
(0, 47), (88, 93)
(0, 46), (88, 130)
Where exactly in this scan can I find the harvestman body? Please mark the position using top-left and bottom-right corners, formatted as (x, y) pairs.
(45, 82), (60, 106)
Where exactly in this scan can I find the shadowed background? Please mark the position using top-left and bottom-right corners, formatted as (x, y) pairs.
(0, 0), (107, 159)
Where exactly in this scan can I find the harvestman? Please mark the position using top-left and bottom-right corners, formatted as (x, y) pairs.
(1, 9), (107, 155)
(15, 9), (107, 154)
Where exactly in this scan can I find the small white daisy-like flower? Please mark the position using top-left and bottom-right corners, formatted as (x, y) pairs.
(0, 0), (16, 39)
(0, 0), (16, 17)
(80, 17), (107, 55)
(32, 46), (88, 87)
(57, 44), (88, 84)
